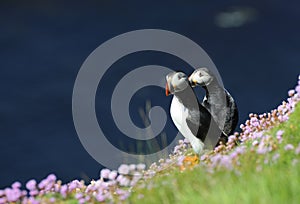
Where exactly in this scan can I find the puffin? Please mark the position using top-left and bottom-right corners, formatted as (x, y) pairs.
(188, 67), (239, 139)
(165, 71), (227, 154)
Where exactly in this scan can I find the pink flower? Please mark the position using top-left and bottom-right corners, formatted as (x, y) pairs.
(284, 144), (294, 151)
(272, 153), (280, 162)
(5, 188), (21, 202)
(252, 140), (259, 146)
(176, 155), (185, 165)
(95, 193), (105, 202)
(0, 197), (7, 204)
(38, 179), (48, 189)
(29, 189), (39, 196)
(118, 164), (130, 175)
(200, 154), (208, 161)
(250, 117), (259, 127)
(46, 174), (56, 182)
(136, 163), (146, 171)
(219, 155), (233, 170)
(49, 197), (56, 203)
(183, 138), (190, 144)
(11, 182), (21, 189)
(26, 180), (37, 191)
(288, 90), (295, 97)
(60, 185), (68, 198)
(75, 193), (83, 199)
(129, 164), (136, 171)
(116, 175), (130, 186)
(257, 147), (268, 154)
(68, 180), (82, 192)
(108, 171), (118, 180)
(278, 115), (289, 122)
(295, 144), (300, 154)
(296, 85), (300, 94)
(100, 169), (111, 179)
(276, 130), (284, 137)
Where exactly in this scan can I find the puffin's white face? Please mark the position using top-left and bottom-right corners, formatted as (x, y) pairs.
(165, 72), (189, 96)
(189, 67), (214, 87)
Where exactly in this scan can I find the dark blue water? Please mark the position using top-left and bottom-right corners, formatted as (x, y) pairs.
(0, 0), (299, 188)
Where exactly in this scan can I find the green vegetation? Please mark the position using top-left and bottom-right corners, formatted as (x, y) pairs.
(129, 104), (300, 204)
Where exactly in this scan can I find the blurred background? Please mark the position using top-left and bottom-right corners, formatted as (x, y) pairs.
(0, 0), (299, 188)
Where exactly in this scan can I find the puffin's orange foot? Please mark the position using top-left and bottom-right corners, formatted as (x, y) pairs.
(180, 155), (199, 171)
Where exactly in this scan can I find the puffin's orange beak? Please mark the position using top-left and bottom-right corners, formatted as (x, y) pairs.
(165, 82), (170, 96)
(188, 76), (195, 86)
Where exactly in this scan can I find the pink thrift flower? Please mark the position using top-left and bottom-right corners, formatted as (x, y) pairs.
(75, 193), (83, 199)
(177, 155), (185, 165)
(200, 154), (208, 161)
(38, 179), (48, 189)
(295, 144), (300, 155)
(12, 182), (21, 189)
(235, 146), (246, 154)
(183, 138), (190, 144)
(276, 130), (284, 137)
(0, 198), (7, 204)
(136, 163), (146, 171)
(284, 144), (294, 151)
(118, 164), (130, 175)
(60, 185), (68, 198)
(228, 135), (236, 143)
(28, 197), (40, 204)
(29, 189), (39, 196)
(117, 175), (130, 186)
(129, 164), (136, 171)
(278, 115), (289, 122)
(5, 188), (21, 202)
(47, 174), (56, 182)
(288, 90), (295, 97)
(96, 194), (105, 202)
(108, 170), (118, 180)
(257, 147), (268, 154)
(250, 117), (259, 127)
(100, 169), (111, 179)
(252, 140), (259, 146)
(296, 85), (300, 94)
(68, 180), (81, 192)
(49, 197), (56, 203)
(79, 198), (86, 204)
(272, 153), (280, 161)
(26, 180), (37, 191)
(218, 155), (233, 170)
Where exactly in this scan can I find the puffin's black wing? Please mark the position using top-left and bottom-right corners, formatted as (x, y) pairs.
(185, 105), (211, 143)
(186, 118), (207, 142)
(202, 96), (210, 110)
(186, 106), (229, 147)
(223, 90), (239, 135)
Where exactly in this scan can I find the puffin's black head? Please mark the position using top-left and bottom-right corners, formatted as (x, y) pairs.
(189, 67), (214, 87)
(165, 72), (189, 96)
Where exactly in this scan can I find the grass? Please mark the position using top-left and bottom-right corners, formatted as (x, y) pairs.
(128, 104), (300, 204)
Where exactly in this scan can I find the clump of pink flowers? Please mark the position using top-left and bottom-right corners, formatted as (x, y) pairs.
(1, 75), (300, 203)
(198, 75), (300, 172)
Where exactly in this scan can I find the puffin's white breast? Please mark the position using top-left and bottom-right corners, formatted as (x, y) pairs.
(170, 96), (204, 154)
(170, 96), (185, 131)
